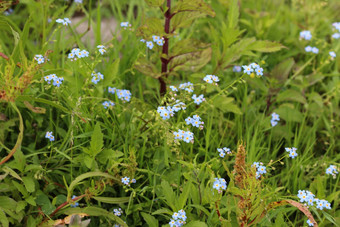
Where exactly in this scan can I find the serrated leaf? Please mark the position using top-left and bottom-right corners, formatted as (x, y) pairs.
(134, 58), (160, 78)
(270, 58), (295, 83)
(25, 196), (36, 206)
(227, 0), (239, 29)
(276, 89), (306, 104)
(169, 47), (212, 72)
(103, 58), (119, 87)
(170, 38), (210, 59)
(275, 104), (303, 122)
(22, 176), (35, 193)
(220, 38), (256, 70)
(171, 11), (208, 30)
(141, 212), (159, 227)
(92, 196), (130, 204)
(16, 201), (27, 213)
(172, 0), (215, 17)
(90, 122), (103, 157)
(161, 181), (176, 211)
(0, 209), (9, 227)
(247, 40), (285, 53)
(177, 182), (191, 209)
(0, 196), (17, 210)
(144, 0), (164, 7)
(137, 17), (164, 38)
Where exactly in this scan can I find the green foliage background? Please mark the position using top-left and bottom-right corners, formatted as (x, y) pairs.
(0, 0), (339, 226)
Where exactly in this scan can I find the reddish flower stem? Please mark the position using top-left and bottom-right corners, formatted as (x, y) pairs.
(159, 0), (171, 96)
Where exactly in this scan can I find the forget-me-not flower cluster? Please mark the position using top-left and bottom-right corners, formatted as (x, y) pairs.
(178, 82), (194, 93)
(332, 22), (340, 39)
(91, 72), (104, 84)
(297, 190), (331, 210)
(192, 94), (205, 105)
(326, 165), (338, 177)
(242, 63), (264, 76)
(70, 195), (79, 207)
(217, 147), (231, 158)
(252, 162), (266, 179)
(285, 147), (298, 158)
(203, 74), (219, 85)
(169, 210), (187, 227)
(120, 22), (130, 28)
(44, 74), (64, 87)
(102, 101), (115, 109)
(270, 112), (280, 127)
(97, 45), (106, 55)
(34, 54), (45, 64)
(185, 115), (204, 129)
(68, 48), (89, 60)
(299, 30), (312, 40)
(108, 87), (132, 102)
(212, 178), (227, 193)
(157, 102), (185, 120)
(305, 46), (319, 54)
(113, 208), (123, 216)
(45, 131), (55, 141)
(173, 130), (194, 143)
(329, 51), (336, 59)
(56, 18), (71, 26)
(233, 65), (242, 72)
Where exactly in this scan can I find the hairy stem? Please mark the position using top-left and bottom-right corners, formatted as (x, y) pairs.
(160, 0), (171, 96)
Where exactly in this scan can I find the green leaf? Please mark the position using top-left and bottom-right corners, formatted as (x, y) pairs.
(0, 196), (17, 210)
(227, 0), (239, 29)
(36, 192), (55, 215)
(0, 209), (9, 227)
(137, 17), (164, 38)
(247, 40), (285, 53)
(275, 104), (303, 122)
(22, 176), (35, 193)
(169, 47), (212, 72)
(276, 89), (306, 104)
(214, 96), (242, 114)
(68, 171), (118, 196)
(90, 122), (103, 157)
(144, 0), (164, 7)
(170, 38), (210, 59)
(25, 196), (36, 206)
(161, 181), (176, 211)
(172, 0), (215, 17)
(103, 58), (120, 87)
(62, 207), (127, 226)
(134, 57), (160, 78)
(152, 208), (172, 215)
(185, 221), (208, 227)
(16, 201), (27, 213)
(220, 38), (256, 69)
(141, 212), (159, 227)
(177, 182), (192, 210)
(92, 196), (130, 204)
(270, 58), (295, 83)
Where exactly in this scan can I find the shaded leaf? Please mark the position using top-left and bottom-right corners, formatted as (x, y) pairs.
(92, 196), (130, 204)
(227, 0), (239, 29)
(134, 58), (160, 78)
(247, 40), (285, 53)
(270, 58), (295, 83)
(169, 47), (212, 72)
(276, 89), (306, 104)
(90, 122), (103, 157)
(144, 0), (164, 7)
(141, 212), (159, 227)
(137, 17), (164, 38)
(275, 104), (303, 122)
(172, 0), (215, 17)
(22, 176), (35, 193)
